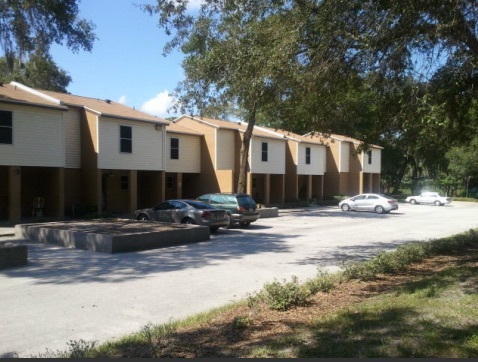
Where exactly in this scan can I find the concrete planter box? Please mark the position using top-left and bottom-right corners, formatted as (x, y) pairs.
(15, 219), (210, 254)
(0, 243), (28, 269)
(258, 207), (279, 218)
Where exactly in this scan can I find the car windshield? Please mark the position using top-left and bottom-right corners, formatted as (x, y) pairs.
(184, 200), (215, 210)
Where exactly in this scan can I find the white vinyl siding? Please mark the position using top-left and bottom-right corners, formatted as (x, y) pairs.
(339, 141), (350, 172)
(362, 148), (381, 173)
(249, 138), (285, 174)
(166, 133), (201, 173)
(0, 104), (64, 167)
(297, 144), (326, 175)
(98, 117), (164, 170)
(216, 128), (235, 170)
(64, 109), (81, 169)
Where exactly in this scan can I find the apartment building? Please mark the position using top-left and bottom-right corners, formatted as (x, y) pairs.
(305, 132), (382, 197)
(174, 115), (288, 205)
(0, 82), (170, 221)
(254, 126), (327, 202)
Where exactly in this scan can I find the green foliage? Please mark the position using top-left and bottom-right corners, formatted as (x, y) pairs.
(304, 269), (336, 295)
(32, 339), (98, 358)
(342, 229), (478, 281)
(231, 315), (253, 330)
(261, 276), (310, 311)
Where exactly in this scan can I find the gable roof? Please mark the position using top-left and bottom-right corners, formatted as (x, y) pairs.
(166, 121), (204, 136)
(254, 125), (327, 146)
(6, 82), (169, 126)
(304, 131), (383, 150)
(39, 88), (169, 125)
(0, 83), (67, 111)
(176, 115), (286, 141)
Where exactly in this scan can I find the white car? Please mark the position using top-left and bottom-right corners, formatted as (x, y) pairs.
(339, 193), (399, 214)
(405, 192), (451, 206)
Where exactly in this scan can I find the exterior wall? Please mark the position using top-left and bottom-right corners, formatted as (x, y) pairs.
(216, 128), (235, 170)
(339, 141), (350, 172)
(98, 117), (164, 171)
(284, 140), (299, 201)
(64, 107), (82, 169)
(297, 144), (326, 175)
(64, 168), (82, 216)
(362, 148), (381, 173)
(249, 137), (286, 174)
(137, 171), (164, 208)
(166, 133), (201, 173)
(0, 166), (8, 220)
(81, 112), (99, 206)
(0, 104), (64, 167)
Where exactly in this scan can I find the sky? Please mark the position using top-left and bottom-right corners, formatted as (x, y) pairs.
(49, 0), (198, 119)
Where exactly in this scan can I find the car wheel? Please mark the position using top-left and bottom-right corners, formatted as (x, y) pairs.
(410, 199), (417, 205)
(434, 201), (442, 206)
(239, 221), (250, 228)
(375, 205), (385, 214)
(341, 203), (351, 211)
(137, 214), (149, 221)
(182, 217), (195, 225)
(210, 226), (219, 233)
(224, 214), (234, 229)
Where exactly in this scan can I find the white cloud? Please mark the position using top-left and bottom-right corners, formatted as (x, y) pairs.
(117, 95), (127, 104)
(140, 90), (174, 117)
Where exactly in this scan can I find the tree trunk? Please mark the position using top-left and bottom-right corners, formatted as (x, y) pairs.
(237, 106), (256, 194)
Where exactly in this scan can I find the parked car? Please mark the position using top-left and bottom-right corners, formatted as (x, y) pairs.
(197, 193), (260, 228)
(135, 199), (229, 232)
(405, 192), (451, 206)
(339, 193), (399, 214)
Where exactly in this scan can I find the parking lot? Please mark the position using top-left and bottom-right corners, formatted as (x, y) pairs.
(1, 201), (478, 357)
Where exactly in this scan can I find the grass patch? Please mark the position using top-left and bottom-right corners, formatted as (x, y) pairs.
(29, 229), (478, 358)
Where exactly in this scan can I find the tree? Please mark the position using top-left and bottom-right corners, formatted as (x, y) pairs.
(0, 0), (96, 82)
(0, 52), (72, 92)
(144, 0), (478, 194)
(143, 1), (303, 193)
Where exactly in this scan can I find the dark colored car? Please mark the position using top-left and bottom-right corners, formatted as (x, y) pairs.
(197, 193), (260, 228)
(135, 199), (229, 233)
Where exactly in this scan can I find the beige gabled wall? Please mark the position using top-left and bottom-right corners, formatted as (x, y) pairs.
(98, 117), (164, 171)
(166, 133), (201, 173)
(0, 104), (64, 167)
(249, 137), (286, 174)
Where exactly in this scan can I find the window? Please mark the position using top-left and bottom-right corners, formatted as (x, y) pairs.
(120, 175), (129, 191)
(305, 147), (311, 164)
(367, 150), (372, 164)
(167, 176), (174, 189)
(120, 125), (132, 153)
(261, 142), (268, 162)
(170, 137), (179, 159)
(0, 110), (13, 144)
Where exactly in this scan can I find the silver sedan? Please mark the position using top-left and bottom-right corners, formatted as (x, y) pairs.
(339, 193), (399, 214)
(135, 199), (229, 232)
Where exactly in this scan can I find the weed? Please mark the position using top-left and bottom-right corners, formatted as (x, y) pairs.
(231, 315), (253, 330)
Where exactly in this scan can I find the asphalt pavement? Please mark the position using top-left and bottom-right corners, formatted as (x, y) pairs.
(1, 202), (478, 357)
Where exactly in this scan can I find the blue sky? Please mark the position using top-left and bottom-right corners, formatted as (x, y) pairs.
(50, 0), (196, 119)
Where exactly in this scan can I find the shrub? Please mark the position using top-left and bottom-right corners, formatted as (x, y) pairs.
(261, 276), (310, 311)
(304, 269), (336, 294)
(231, 315), (253, 330)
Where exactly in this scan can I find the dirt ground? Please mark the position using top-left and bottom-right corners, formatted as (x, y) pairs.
(139, 242), (478, 358)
